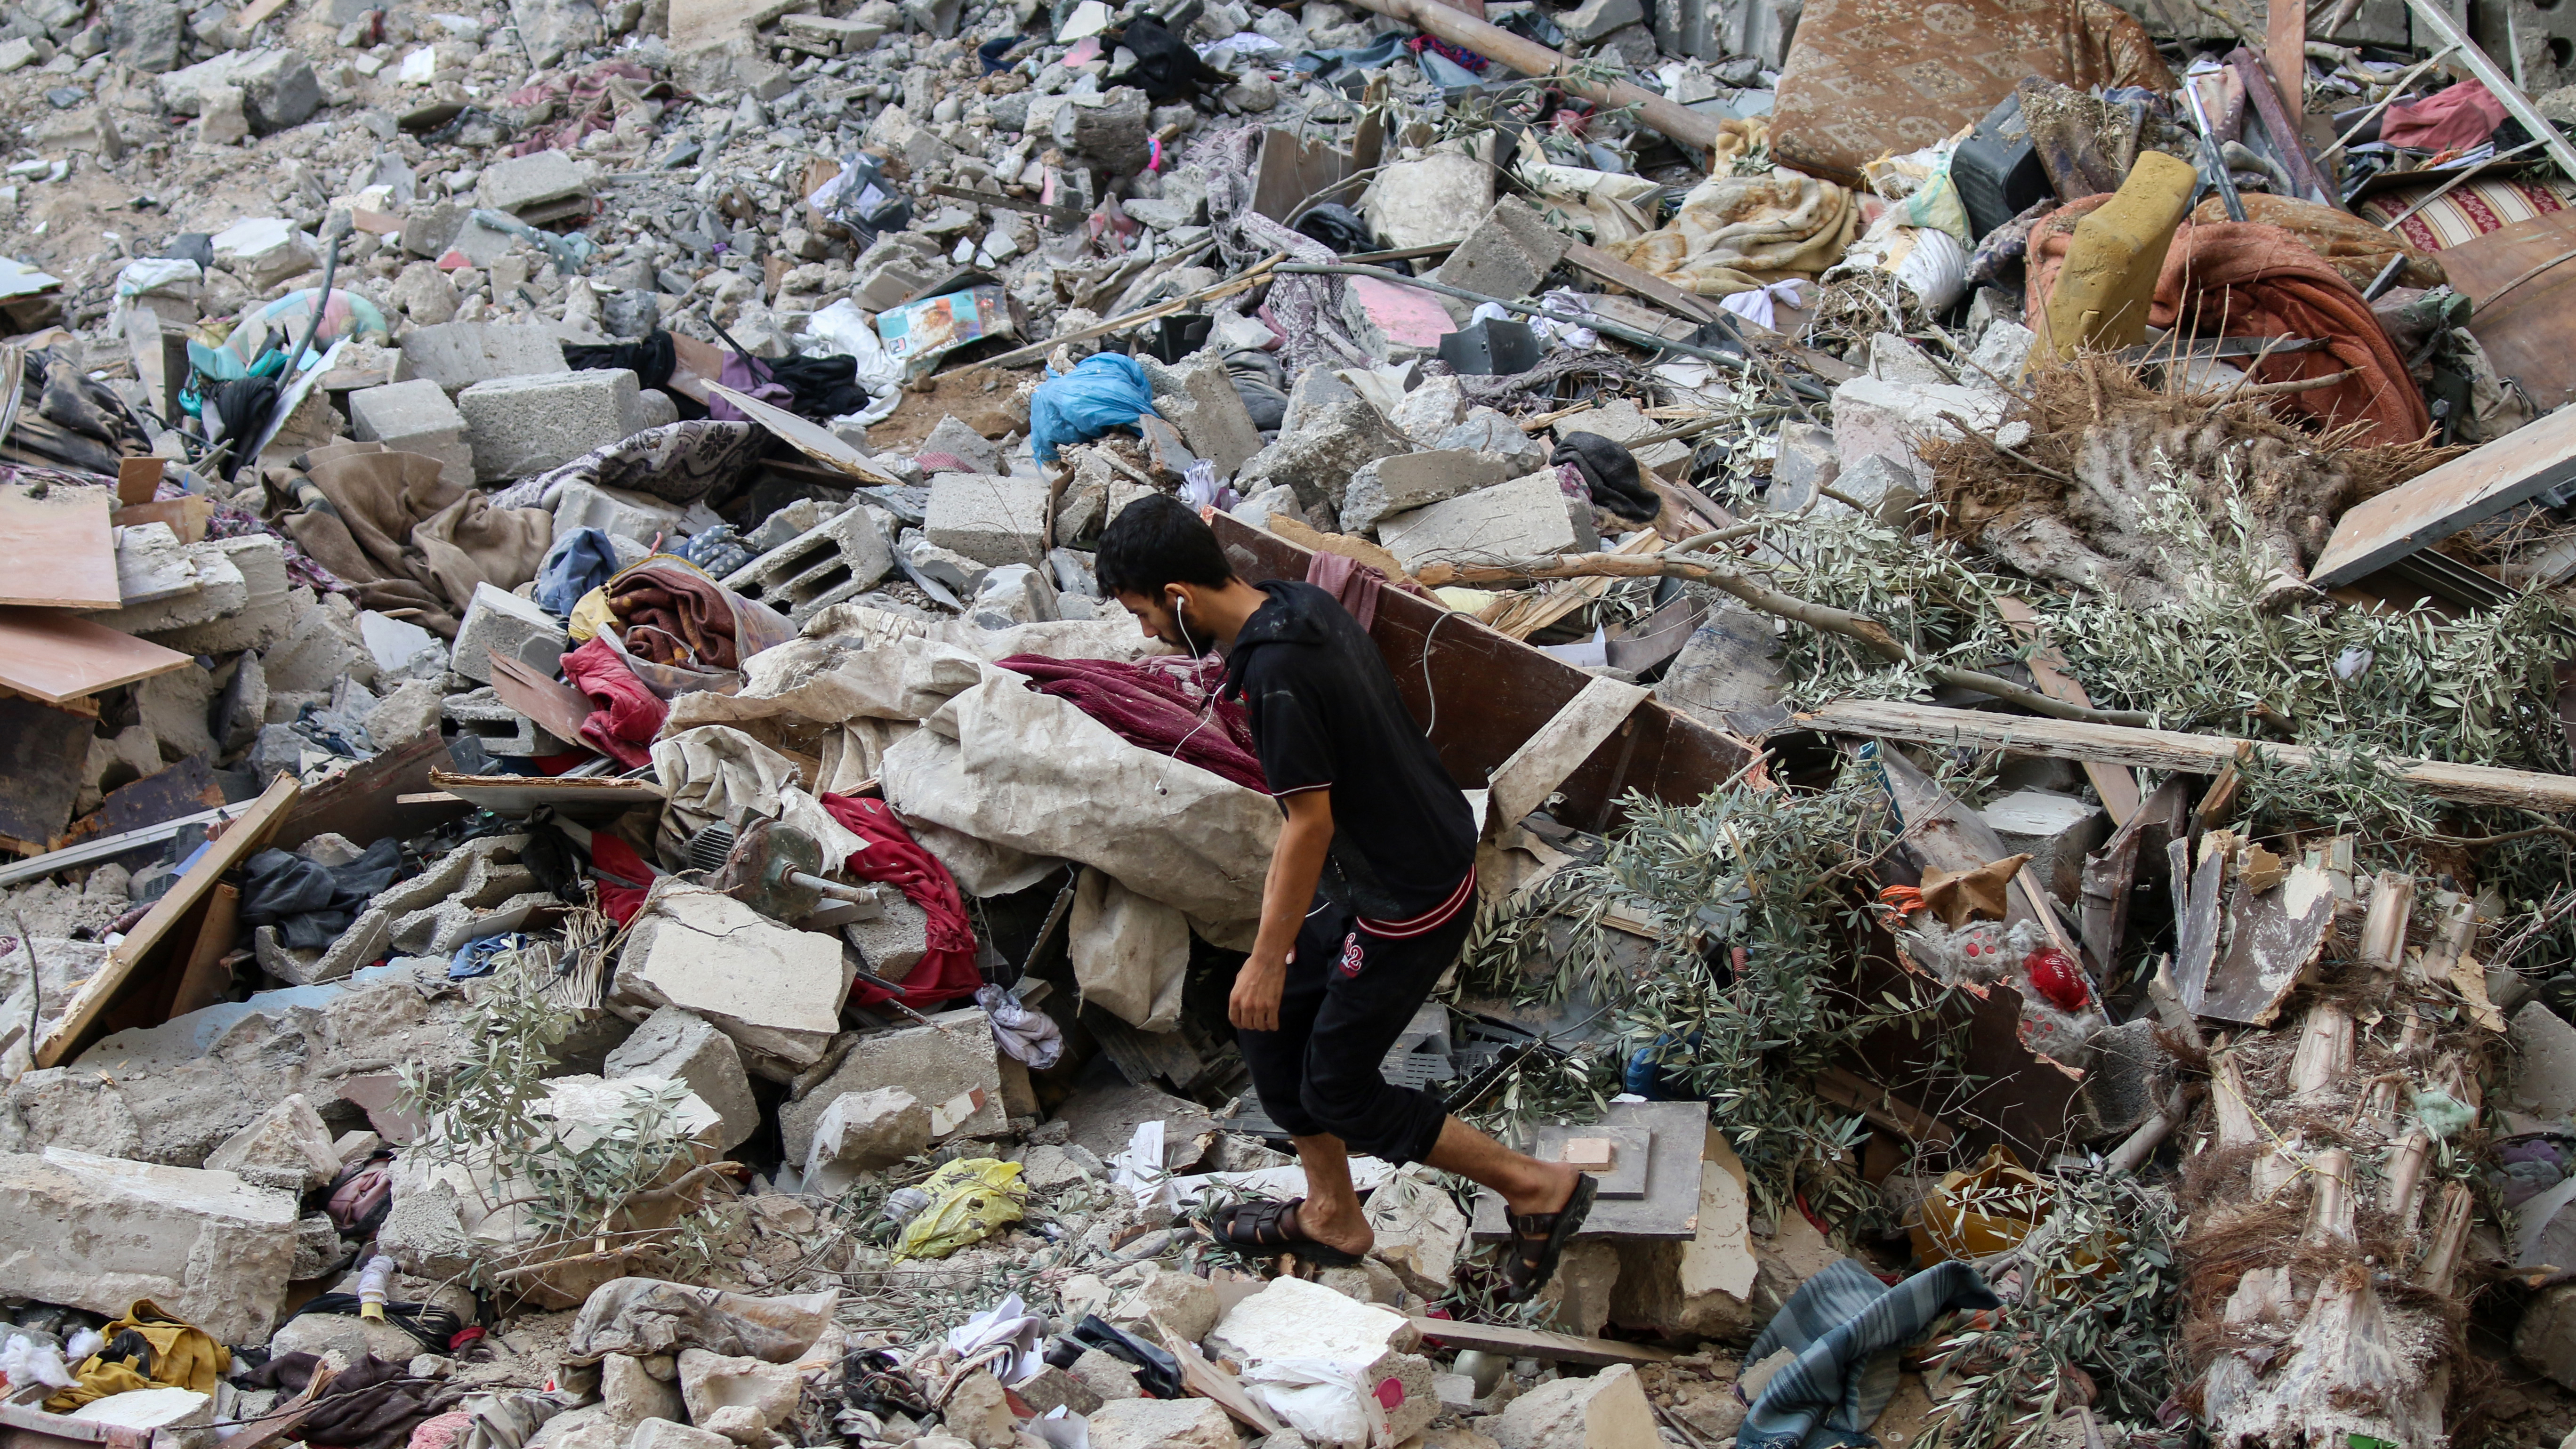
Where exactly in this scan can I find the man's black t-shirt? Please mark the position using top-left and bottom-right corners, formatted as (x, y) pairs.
(1222, 580), (1476, 925)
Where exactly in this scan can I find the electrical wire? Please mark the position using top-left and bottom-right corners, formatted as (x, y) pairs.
(1420, 608), (1457, 740)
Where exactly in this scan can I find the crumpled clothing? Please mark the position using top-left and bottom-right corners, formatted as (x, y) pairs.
(246, 1353), (465, 1449)
(1739, 1260), (2000, 1449)
(1963, 196), (2060, 289)
(2190, 192), (2445, 292)
(819, 792), (982, 1008)
(945, 1292), (1048, 1386)
(238, 838), (404, 949)
(706, 350), (798, 424)
(1554, 431), (1662, 522)
(1029, 352), (1159, 464)
(564, 333), (676, 394)
(1606, 170), (1864, 298)
(1203, 126), (1378, 375)
(450, 932), (525, 980)
(607, 561), (761, 671)
(450, 1393), (568, 1449)
(978, 983), (1064, 1070)
(586, 829), (655, 925)
(536, 528), (623, 616)
(45, 1300), (231, 1412)
(2382, 78), (2508, 153)
(561, 634), (666, 770)
(409, 1409), (477, 1449)
(2028, 202), (2433, 445)
(1719, 278), (1805, 330)
(673, 523), (754, 580)
(563, 1279), (840, 1365)
(274, 443), (554, 639)
(506, 60), (666, 157)
(994, 654), (1265, 793)
(497, 420), (765, 510)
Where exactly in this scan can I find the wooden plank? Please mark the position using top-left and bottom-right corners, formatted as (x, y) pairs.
(2199, 855), (2337, 1025)
(490, 653), (597, 750)
(2312, 384), (2576, 586)
(2170, 836), (2230, 1017)
(1149, 1312), (1284, 1435)
(2079, 777), (2187, 972)
(0, 607), (192, 704)
(2431, 209), (2576, 412)
(704, 381), (906, 488)
(115, 457), (164, 507)
(0, 485), (118, 608)
(1485, 676), (1650, 831)
(425, 769), (664, 815)
(1811, 1065), (1956, 1145)
(112, 495), (212, 545)
(167, 882), (239, 1020)
(1797, 697), (2576, 814)
(1564, 241), (1724, 325)
(1406, 1318), (1674, 1367)
(1993, 597), (2141, 825)
(2265, 0), (2307, 153)
(35, 773), (299, 1067)
(233, 0), (294, 32)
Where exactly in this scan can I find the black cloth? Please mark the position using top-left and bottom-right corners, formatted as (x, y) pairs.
(564, 331), (675, 393)
(1221, 580), (1475, 923)
(1104, 15), (1235, 101)
(1237, 895), (1472, 1163)
(237, 838), (404, 949)
(1553, 431), (1662, 521)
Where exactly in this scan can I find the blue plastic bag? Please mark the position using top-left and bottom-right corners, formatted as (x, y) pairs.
(1028, 353), (1159, 464)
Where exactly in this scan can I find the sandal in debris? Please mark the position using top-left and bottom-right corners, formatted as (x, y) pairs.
(1208, 1197), (1366, 1267)
(1500, 1173), (1599, 1303)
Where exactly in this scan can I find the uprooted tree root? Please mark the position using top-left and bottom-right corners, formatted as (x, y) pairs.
(1916, 353), (2458, 604)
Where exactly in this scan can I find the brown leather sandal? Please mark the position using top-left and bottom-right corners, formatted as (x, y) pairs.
(1208, 1197), (1366, 1266)
(1500, 1174), (1598, 1303)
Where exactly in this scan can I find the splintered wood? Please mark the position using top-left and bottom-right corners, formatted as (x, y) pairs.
(2185, 869), (2488, 1449)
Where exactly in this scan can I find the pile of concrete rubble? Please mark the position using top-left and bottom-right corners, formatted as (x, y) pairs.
(17, 0), (2576, 1444)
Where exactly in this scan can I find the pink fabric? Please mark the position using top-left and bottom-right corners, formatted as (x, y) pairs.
(818, 794), (982, 1007)
(1306, 550), (1382, 631)
(996, 654), (1266, 791)
(408, 1412), (475, 1449)
(560, 634), (666, 769)
(2382, 80), (2508, 153)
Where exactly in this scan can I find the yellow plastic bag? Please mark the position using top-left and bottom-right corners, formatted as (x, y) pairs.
(1911, 1144), (2053, 1265)
(894, 1159), (1028, 1261)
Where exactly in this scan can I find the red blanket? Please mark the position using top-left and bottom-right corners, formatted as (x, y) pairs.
(818, 793), (982, 1008)
(997, 654), (1266, 792)
(560, 635), (664, 769)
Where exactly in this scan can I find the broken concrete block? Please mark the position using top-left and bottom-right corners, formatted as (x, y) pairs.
(1141, 350), (1262, 478)
(843, 890), (932, 979)
(110, 522), (200, 607)
(676, 1348), (803, 1440)
(68, 1386), (213, 1449)
(377, 1184), (478, 1282)
(1491, 1363), (1658, 1449)
(1362, 1167), (1472, 1299)
(1557, 396), (1686, 480)
(202, 1093), (342, 1193)
(614, 883), (853, 1075)
(1431, 197), (1571, 322)
(1609, 1138), (1757, 1340)
(348, 378), (475, 488)
(453, 581), (568, 684)
(970, 562), (1059, 627)
(1360, 153), (1493, 251)
(1829, 375), (2020, 491)
(0, 1146), (298, 1344)
(914, 415), (998, 474)
(629, 1423), (731, 1449)
(1109, 1261), (1219, 1346)
(1965, 320), (2037, 384)
(477, 150), (594, 217)
(922, 472), (1051, 567)
(2518, 1281), (2576, 1391)
(720, 506), (895, 625)
(1767, 420), (1838, 512)
(87, 539), (246, 636)
(444, 686), (571, 757)
(398, 321), (571, 394)
(208, 216), (314, 287)
(1237, 395), (1414, 515)
(1378, 469), (1597, 573)
(1208, 1272), (1414, 1383)
(1339, 450), (1521, 536)
(801, 1086), (933, 1191)
(1014, 1364), (1103, 1418)
(553, 480), (687, 548)
(1084, 1398), (1235, 1449)
(1979, 789), (2109, 906)
(598, 1349), (687, 1426)
(779, 1008), (1005, 1164)
(1436, 409), (1551, 473)
(149, 535), (290, 655)
(458, 368), (648, 483)
(2512, 1001), (2576, 1120)
(605, 1006), (759, 1152)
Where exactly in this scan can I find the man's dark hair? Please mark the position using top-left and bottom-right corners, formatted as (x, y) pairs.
(1095, 493), (1237, 600)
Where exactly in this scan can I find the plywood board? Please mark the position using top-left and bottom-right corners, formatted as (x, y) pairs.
(704, 381), (905, 488)
(36, 772), (299, 1067)
(0, 484), (118, 608)
(1406, 1318), (1674, 1366)
(0, 606), (193, 703)
(2437, 208), (2576, 412)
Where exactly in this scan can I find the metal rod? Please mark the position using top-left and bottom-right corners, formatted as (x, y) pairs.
(2188, 80), (2250, 222)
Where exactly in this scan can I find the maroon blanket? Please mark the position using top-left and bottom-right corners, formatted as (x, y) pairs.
(818, 793), (982, 1008)
(997, 654), (1266, 792)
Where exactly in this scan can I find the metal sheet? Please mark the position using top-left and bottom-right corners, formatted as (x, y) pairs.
(2310, 400), (2576, 586)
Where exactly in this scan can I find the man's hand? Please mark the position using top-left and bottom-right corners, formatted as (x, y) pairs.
(1230, 946), (1289, 1031)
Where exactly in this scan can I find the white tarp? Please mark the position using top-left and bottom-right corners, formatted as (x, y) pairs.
(1067, 866), (1190, 1031)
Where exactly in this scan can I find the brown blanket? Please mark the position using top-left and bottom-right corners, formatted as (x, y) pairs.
(608, 563), (749, 670)
(274, 442), (554, 637)
(2028, 202), (2432, 447)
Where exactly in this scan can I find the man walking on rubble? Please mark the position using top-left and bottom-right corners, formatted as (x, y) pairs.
(1096, 494), (1594, 1300)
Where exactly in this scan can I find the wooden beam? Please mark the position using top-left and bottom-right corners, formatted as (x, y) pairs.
(1795, 698), (2576, 814)
(2265, 0), (2306, 135)
(35, 773), (299, 1067)
(1993, 598), (2143, 825)
(1407, 1318), (1675, 1366)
